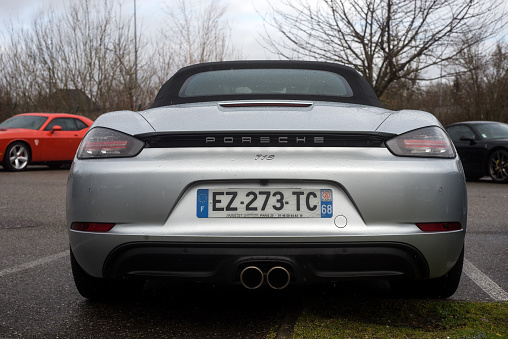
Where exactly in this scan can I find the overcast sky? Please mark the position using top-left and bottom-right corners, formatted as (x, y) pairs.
(1, 0), (505, 60)
(0, 0), (280, 59)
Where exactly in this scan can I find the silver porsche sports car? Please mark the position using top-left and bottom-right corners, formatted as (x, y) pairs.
(67, 61), (467, 300)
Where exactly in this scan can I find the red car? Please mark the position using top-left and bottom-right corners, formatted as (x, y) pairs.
(0, 113), (93, 171)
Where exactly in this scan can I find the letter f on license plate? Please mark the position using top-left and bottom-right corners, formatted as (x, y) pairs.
(196, 189), (209, 218)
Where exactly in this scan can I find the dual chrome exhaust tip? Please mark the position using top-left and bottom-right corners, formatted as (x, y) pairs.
(239, 265), (291, 290)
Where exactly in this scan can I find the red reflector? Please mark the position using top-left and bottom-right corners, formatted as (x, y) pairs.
(416, 222), (462, 232)
(71, 222), (116, 232)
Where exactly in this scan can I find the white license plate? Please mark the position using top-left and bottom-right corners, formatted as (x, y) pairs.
(196, 188), (333, 218)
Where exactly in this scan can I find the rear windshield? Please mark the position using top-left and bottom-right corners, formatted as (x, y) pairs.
(0, 115), (48, 130)
(179, 69), (353, 98)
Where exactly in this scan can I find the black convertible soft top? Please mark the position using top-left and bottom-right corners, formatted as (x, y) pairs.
(150, 60), (382, 108)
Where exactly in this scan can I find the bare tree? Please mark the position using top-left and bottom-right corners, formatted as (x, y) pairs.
(0, 0), (157, 117)
(156, 0), (241, 82)
(451, 41), (508, 123)
(383, 40), (508, 125)
(486, 44), (508, 122)
(0, 83), (14, 121)
(451, 39), (486, 121)
(0, 0), (244, 117)
(261, 0), (507, 98)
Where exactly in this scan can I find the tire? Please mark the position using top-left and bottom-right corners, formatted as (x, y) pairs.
(70, 249), (144, 301)
(487, 150), (508, 183)
(390, 247), (464, 299)
(3, 142), (30, 171)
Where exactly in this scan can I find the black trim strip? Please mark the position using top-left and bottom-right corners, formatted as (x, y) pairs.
(103, 241), (429, 282)
(136, 131), (395, 148)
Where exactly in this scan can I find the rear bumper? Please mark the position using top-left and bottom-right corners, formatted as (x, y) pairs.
(103, 242), (429, 285)
(67, 147), (467, 282)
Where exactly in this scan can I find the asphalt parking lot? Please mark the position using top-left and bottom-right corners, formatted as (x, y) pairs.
(0, 168), (507, 338)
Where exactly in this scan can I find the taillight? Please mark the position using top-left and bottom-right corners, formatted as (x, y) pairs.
(385, 126), (455, 158)
(77, 127), (144, 159)
(416, 222), (462, 232)
(70, 222), (116, 232)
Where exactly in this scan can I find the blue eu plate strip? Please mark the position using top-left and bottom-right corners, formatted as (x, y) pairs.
(320, 189), (333, 218)
(196, 189), (209, 218)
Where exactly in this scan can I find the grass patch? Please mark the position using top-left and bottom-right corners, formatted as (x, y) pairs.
(293, 299), (507, 338)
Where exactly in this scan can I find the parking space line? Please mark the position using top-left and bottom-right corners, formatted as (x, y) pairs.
(463, 259), (508, 301)
(0, 250), (69, 278)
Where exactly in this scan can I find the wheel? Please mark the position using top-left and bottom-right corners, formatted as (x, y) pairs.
(70, 249), (144, 300)
(488, 150), (508, 183)
(390, 247), (464, 299)
(3, 142), (30, 171)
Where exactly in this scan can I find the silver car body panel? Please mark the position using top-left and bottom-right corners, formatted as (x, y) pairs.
(68, 101), (467, 281)
(91, 102), (442, 135)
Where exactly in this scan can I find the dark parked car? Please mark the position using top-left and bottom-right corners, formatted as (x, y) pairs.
(445, 121), (508, 183)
